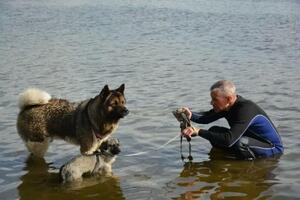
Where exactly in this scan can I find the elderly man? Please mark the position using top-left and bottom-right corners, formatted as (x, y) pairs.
(181, 80), (284, 159)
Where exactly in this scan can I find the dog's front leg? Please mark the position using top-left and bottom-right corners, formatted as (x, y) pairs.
(79, 134), (99, 155)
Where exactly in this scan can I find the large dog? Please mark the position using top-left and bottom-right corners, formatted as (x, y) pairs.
(60, 138), (120, 183)
(17, 84), (129, 157)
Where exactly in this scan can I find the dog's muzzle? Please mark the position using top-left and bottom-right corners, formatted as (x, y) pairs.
(121, 108), (129, 117)
(111, 146), (121, 155)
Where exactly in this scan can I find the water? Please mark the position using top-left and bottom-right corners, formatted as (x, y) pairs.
(1, 0), (300, 199)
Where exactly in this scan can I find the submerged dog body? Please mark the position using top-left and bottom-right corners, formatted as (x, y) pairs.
(17, 84), (128, 157)
(60, 138), (121, 183)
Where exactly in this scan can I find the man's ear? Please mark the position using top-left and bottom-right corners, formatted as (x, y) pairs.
(227, 95), (235, 105)
(100, 85), (110, 99)
(116, 84), (125, 94)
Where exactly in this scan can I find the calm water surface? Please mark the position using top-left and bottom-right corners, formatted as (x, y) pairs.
(0, 0), (300, 199)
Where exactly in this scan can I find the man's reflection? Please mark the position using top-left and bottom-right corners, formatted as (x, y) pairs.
(170, 148), (280, 200)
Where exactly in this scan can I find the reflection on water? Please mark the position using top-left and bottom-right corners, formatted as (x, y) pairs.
(18, 156), (125, 200)
(167, 149), (280, 200)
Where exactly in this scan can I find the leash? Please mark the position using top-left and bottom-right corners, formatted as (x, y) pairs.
(91, 149), (116, 174)
(91, 154), (101, 174)
(180, 135), (193, 162)
(88, 135), (182, 173)
(123, 134), (193, 162)
(123, 127), (193, 162)
(123, 134), (180, 157)
(91, 109), (194, 161)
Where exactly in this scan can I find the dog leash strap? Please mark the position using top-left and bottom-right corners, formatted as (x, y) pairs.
(180, 136), (193, 162)
(188, 141), (193, 161)
(91, 154), (100, 174)
(123, 134), (180, 157)
(180, 135), (184, 161)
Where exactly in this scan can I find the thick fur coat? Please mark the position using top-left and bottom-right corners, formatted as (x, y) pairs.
(17, 84), (128, 157)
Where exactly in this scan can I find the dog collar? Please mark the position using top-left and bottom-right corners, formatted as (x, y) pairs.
(93, 128), (112, 140)
(94, 131), (103, 139)
(93, 130), (107, 140)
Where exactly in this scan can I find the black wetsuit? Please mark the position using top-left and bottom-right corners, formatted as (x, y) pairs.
(191, 96), (284, 159)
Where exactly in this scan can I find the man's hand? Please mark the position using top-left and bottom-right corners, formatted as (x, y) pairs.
(181, 107), (192, 119)
(181, 126), (200, 139)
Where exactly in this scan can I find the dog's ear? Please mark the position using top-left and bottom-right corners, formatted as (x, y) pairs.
(116, 84), (125, 94)
(100, 85), (110, 99)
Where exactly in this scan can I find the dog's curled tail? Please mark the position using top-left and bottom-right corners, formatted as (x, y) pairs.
(18, 88), (51, 110)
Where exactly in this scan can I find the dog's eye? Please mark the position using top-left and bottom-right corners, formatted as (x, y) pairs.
(110, 101), (117, 107)
(101, 144), (108, 150)
(113, 100), (119, 106)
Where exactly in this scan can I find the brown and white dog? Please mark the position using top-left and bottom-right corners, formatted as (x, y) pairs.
(17, 84), (129, 157)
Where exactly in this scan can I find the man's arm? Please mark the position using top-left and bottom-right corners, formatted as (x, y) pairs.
(191, 109), (224, 124)
(198, 106), (252, 148)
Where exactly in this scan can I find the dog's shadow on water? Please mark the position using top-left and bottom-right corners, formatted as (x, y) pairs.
(17, 155), (125, 200)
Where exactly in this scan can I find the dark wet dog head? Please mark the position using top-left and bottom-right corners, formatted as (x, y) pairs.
(99, 84), (129, 121)
(100, 138), (121, 155)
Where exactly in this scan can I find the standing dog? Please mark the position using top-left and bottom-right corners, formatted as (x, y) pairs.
(59, 138), (120, 183)
(17, 84), (129, 157)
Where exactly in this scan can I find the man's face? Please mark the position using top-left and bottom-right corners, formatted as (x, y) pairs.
(210, 90), (229, 113)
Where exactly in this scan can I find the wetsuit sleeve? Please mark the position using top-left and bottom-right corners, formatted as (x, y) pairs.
(191, 109), (224, 124)
(198, 105), (253, 148)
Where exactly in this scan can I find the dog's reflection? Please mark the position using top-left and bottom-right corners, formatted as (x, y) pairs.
(17, 155), (125, 200)
(171, 148), (280, 200)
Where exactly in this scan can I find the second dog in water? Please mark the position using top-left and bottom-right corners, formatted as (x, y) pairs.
(60, 138), (120, 183)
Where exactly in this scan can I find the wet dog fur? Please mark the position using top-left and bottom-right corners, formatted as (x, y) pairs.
(17, 84), (128, 157)
(59, 138), (121, 183)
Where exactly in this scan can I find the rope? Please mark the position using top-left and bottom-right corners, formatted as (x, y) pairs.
(123, 134), (180, 157)
(110, 110), (194, 159)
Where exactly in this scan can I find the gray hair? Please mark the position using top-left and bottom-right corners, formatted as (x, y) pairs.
(210, 80), (236, 97)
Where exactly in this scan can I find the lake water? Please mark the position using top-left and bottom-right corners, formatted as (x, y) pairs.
(0, 0), (300, 199)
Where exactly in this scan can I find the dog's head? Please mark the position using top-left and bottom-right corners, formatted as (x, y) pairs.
(77, 84), (128, 155)
(100, 138), (121, 156)
(97, 84), (129, 121)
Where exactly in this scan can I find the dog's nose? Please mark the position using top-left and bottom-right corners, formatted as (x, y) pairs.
(123, 108), (129, 116)
(112, 147), (121, 155)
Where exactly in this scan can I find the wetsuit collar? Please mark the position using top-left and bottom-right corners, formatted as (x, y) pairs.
(226, 95), (242, 112)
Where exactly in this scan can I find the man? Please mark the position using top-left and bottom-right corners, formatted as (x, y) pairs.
(181, 80), (284, 159)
